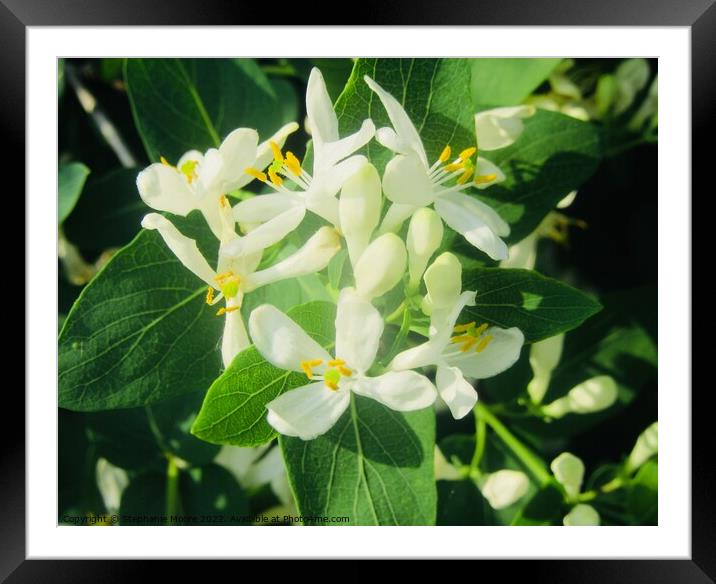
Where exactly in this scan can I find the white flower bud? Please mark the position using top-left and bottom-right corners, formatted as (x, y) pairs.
(354, 233), (407, 300)
(475, 105), (536, 151)
(527, 334), (564, 404)
(542, 375), (618, 418)
(339, 163), (382, 268)
(434, 446), (463, 481)
(563, 504), (600, 526)
(625, 422), (658, 474)
(550, 452), (585, 500)
(421, 252), (462, 315)
(478, 469), (530, 510)
(407, 208), (443, 286)
(96, 458), (129, 513)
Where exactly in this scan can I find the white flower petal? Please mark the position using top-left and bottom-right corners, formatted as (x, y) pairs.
(378, 202), (419, 234)
(563, 504), (600, 526)
(434, 446), (464, 481)
(382, 154), (436, 207)
(364, 75), (428, 166)
(354, 233), (407, 301)
(407, 208), (444, 285)
(473, 157), (507, 190)
(233, 193), (302, 224)
(478, 469), (530, 510)
(242, 446), (285, 489)
(136, 163), (197, 216)
(566, 375), (618, 414)
(306, 68), (340, 145)
(352, 371), (437, 412)
(221, 297), (250, 368)
(248, 304), (332, 372)
(266, 382), (350, 440)
(339, 163), (382, 267)
(500, 233), (538, 270)
(218, 128), (259, 190)
(422, 252), (463, 314)
(318, 119), (375, 171)
(527, 333), (565, 404)
(225, 206), (305, 258)
(140, 213), (216, 287)
(435, 365), (477, 419)
(550, 452), (585, 500)
(439, 190), (510, 236)
(626, 422), (658, 473)
(247, 226), (341, 291)
(335, 289), (383, 373)
(314, 155), (368, 201)
(196, 148), (224, 195)
(434, 195), (509, 261)
(475, 105), (535, 151)
(447, 326), (524, 380)
(252, 122), (300, 177)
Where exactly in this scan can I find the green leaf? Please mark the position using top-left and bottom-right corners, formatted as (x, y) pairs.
(191, 301), (337, 447)
(474, 109), (602, 243)
(511, 481), (565, 525)
(281, 395), (437, 525)
(471, 58), (561, 107)
(125, 58), (287, 162)
(63, 168), (146, 250)
(461, 267), (602, 343)
(58, 211), (223, 411)
(626, 459), (658, 525)
(59, 162), (90, 224)
(334, 58), (475, 173)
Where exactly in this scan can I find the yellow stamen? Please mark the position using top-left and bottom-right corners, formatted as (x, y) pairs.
(459, 147), (477, 161)
(216, 305), (240, 316)
(439, 145), (452, 163)
(476, 335), (493, 353)
(205, 287), (215, 305)
(245, 167), (267, 182)
(328, 359), (345, 366)
(453, 322), (476, 333)
(325, 379), (339, 391)
(475, 173), (497, 185)
(444, 162), (465, 172)
(337, 365), (353, 377)
(268, 169), (283, 186)
(214, 271), (233, 283)
(460, 337), (478, 352)
(160, 156), (171, 167)
(300, 359), (324, 380)
(285, 151), (302, 175)
(451, 334), (474, 344)
(457, 169), (474, 185)
(474, 323), (489, 336)
(219, 195), (229, 208)
(269, 141), (284, 162)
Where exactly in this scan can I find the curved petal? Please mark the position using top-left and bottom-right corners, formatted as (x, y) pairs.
(307, 67), (339, 145)
(354, 233), (407, 301)
(317, 119), (375, 171)
(563, 504), (600, 526)
(136, 164), (197, 216)
(434, 195), (509, 261)
(339, 163), (382, 266)
(335, 289), (383, 373)
(378, 202), (419, 234)
(254, 122), (301, 173)
(475, 105), (535, 151)
(478, 470), (530, 510)
(435, 365), (477, 420)
(233, 193), (302, 224)
(446, 326), (524, 380)
(221, 297), (250, 368)
(473, 157), (506, 190)
(439, 191), (509, 237)
(389, 339), (444, 372)
(364, 75), (427, 166)
(248, 304), (332, 373)
(140, 213), (216, 287)
(196, 148), (224, 196)
(382, 154), (436, 206)
(352, 371), (437, 412)
(225, 206), (305, 258)
(266, 382), (350, 440)
(315, 155), (368, 201)
(218, 128), (259, 189)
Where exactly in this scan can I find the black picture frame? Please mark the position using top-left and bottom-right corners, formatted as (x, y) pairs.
(9, 0), (706, 579)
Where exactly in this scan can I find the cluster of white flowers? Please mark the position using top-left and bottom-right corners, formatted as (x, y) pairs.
(137, 68), (535, 441)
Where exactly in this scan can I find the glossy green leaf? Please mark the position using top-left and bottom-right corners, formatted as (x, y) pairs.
(461, 267), (602, 343)
(59, 162), (90, 224)
(626, 459), (658, 525)
(471, 58), (561, 107)
(281, 395), (437, 525)
(59, 211), (223, 411)
(191, 301), (336, 447)
(125, 58), (287, 162)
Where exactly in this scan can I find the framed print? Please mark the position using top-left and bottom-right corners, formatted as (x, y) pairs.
(8, 0), (708, 579)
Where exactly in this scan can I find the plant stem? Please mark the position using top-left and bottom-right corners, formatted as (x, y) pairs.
(165, 455), (181, 525)
(578, 476), (626, 502)
(476, 402), (551, 486)
(469, 410), (487, 476)
(385, 301), (408, 324)
(383, 308), (412, 365)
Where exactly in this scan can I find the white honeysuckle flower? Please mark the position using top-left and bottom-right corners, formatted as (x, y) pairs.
(141, 201), (340, 367)
(474, 105), (536, 151)
(137, 123), (298, 239)
(338, 163), (382, 268)
(420, 252), (463, 316)
(364, 76), (511, 261)
(563, 503), (600, 526)
(407, 208), (444, 288)
(249, 289), (437, 440)
(527, 334), (565, 404)
(477, 469), (530, 510)
(550, 452), (585, 500)
(95, 457), (129, 514)
(542, 375), (618, 419)
(235, 67), (375, 229)
(625, 422), (658, 474)
(391, 253), (524, 419)
(353, 233), (407, 301)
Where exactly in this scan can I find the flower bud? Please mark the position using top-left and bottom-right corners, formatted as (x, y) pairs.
(475, 105), (536, 151)
(550, 452), (584, 500)
(339, 163), (382, 267)
(407, 208), (443, 286)
(527, 333), (564, 404)
(542, 375), (618, 418)
(421, 252), (461, 315)
(625, 422), (658, 474)
(563, 504), (600, 526)
(354, 233), (407, 300)
(478, 469), (529, 510)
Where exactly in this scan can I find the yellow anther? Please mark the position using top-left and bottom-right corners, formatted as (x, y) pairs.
(285, 151), (302, 175)
(439, 145), (452, 163)
(476, 335), (493, 353)
(337, 365), (353, 377)
(245, 167), (267, 182)
(214, 271), (233, 283)
(457, 169), (474, 185)
(474, 323), (489, 336)
(216, 305), (240, 316)
(325, 379), (339, 391)
(205, 287), (215, 305)
(444, 162), (465, 172)
(328, 359), (345, 366)
(269, 141), (284, 162)
(475, 173), (498, 185)
(300, 359), (324, 380)
(268, 169), (283, 186)
(219, 195), (229, 208)
(160, 156), (171, 167)
(306, 359), (324, 367)
(459, 337), (478, 353)
(453, 322), (476, 333)
(459, 147), (477, 161)
(451, 334), (474, 344)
